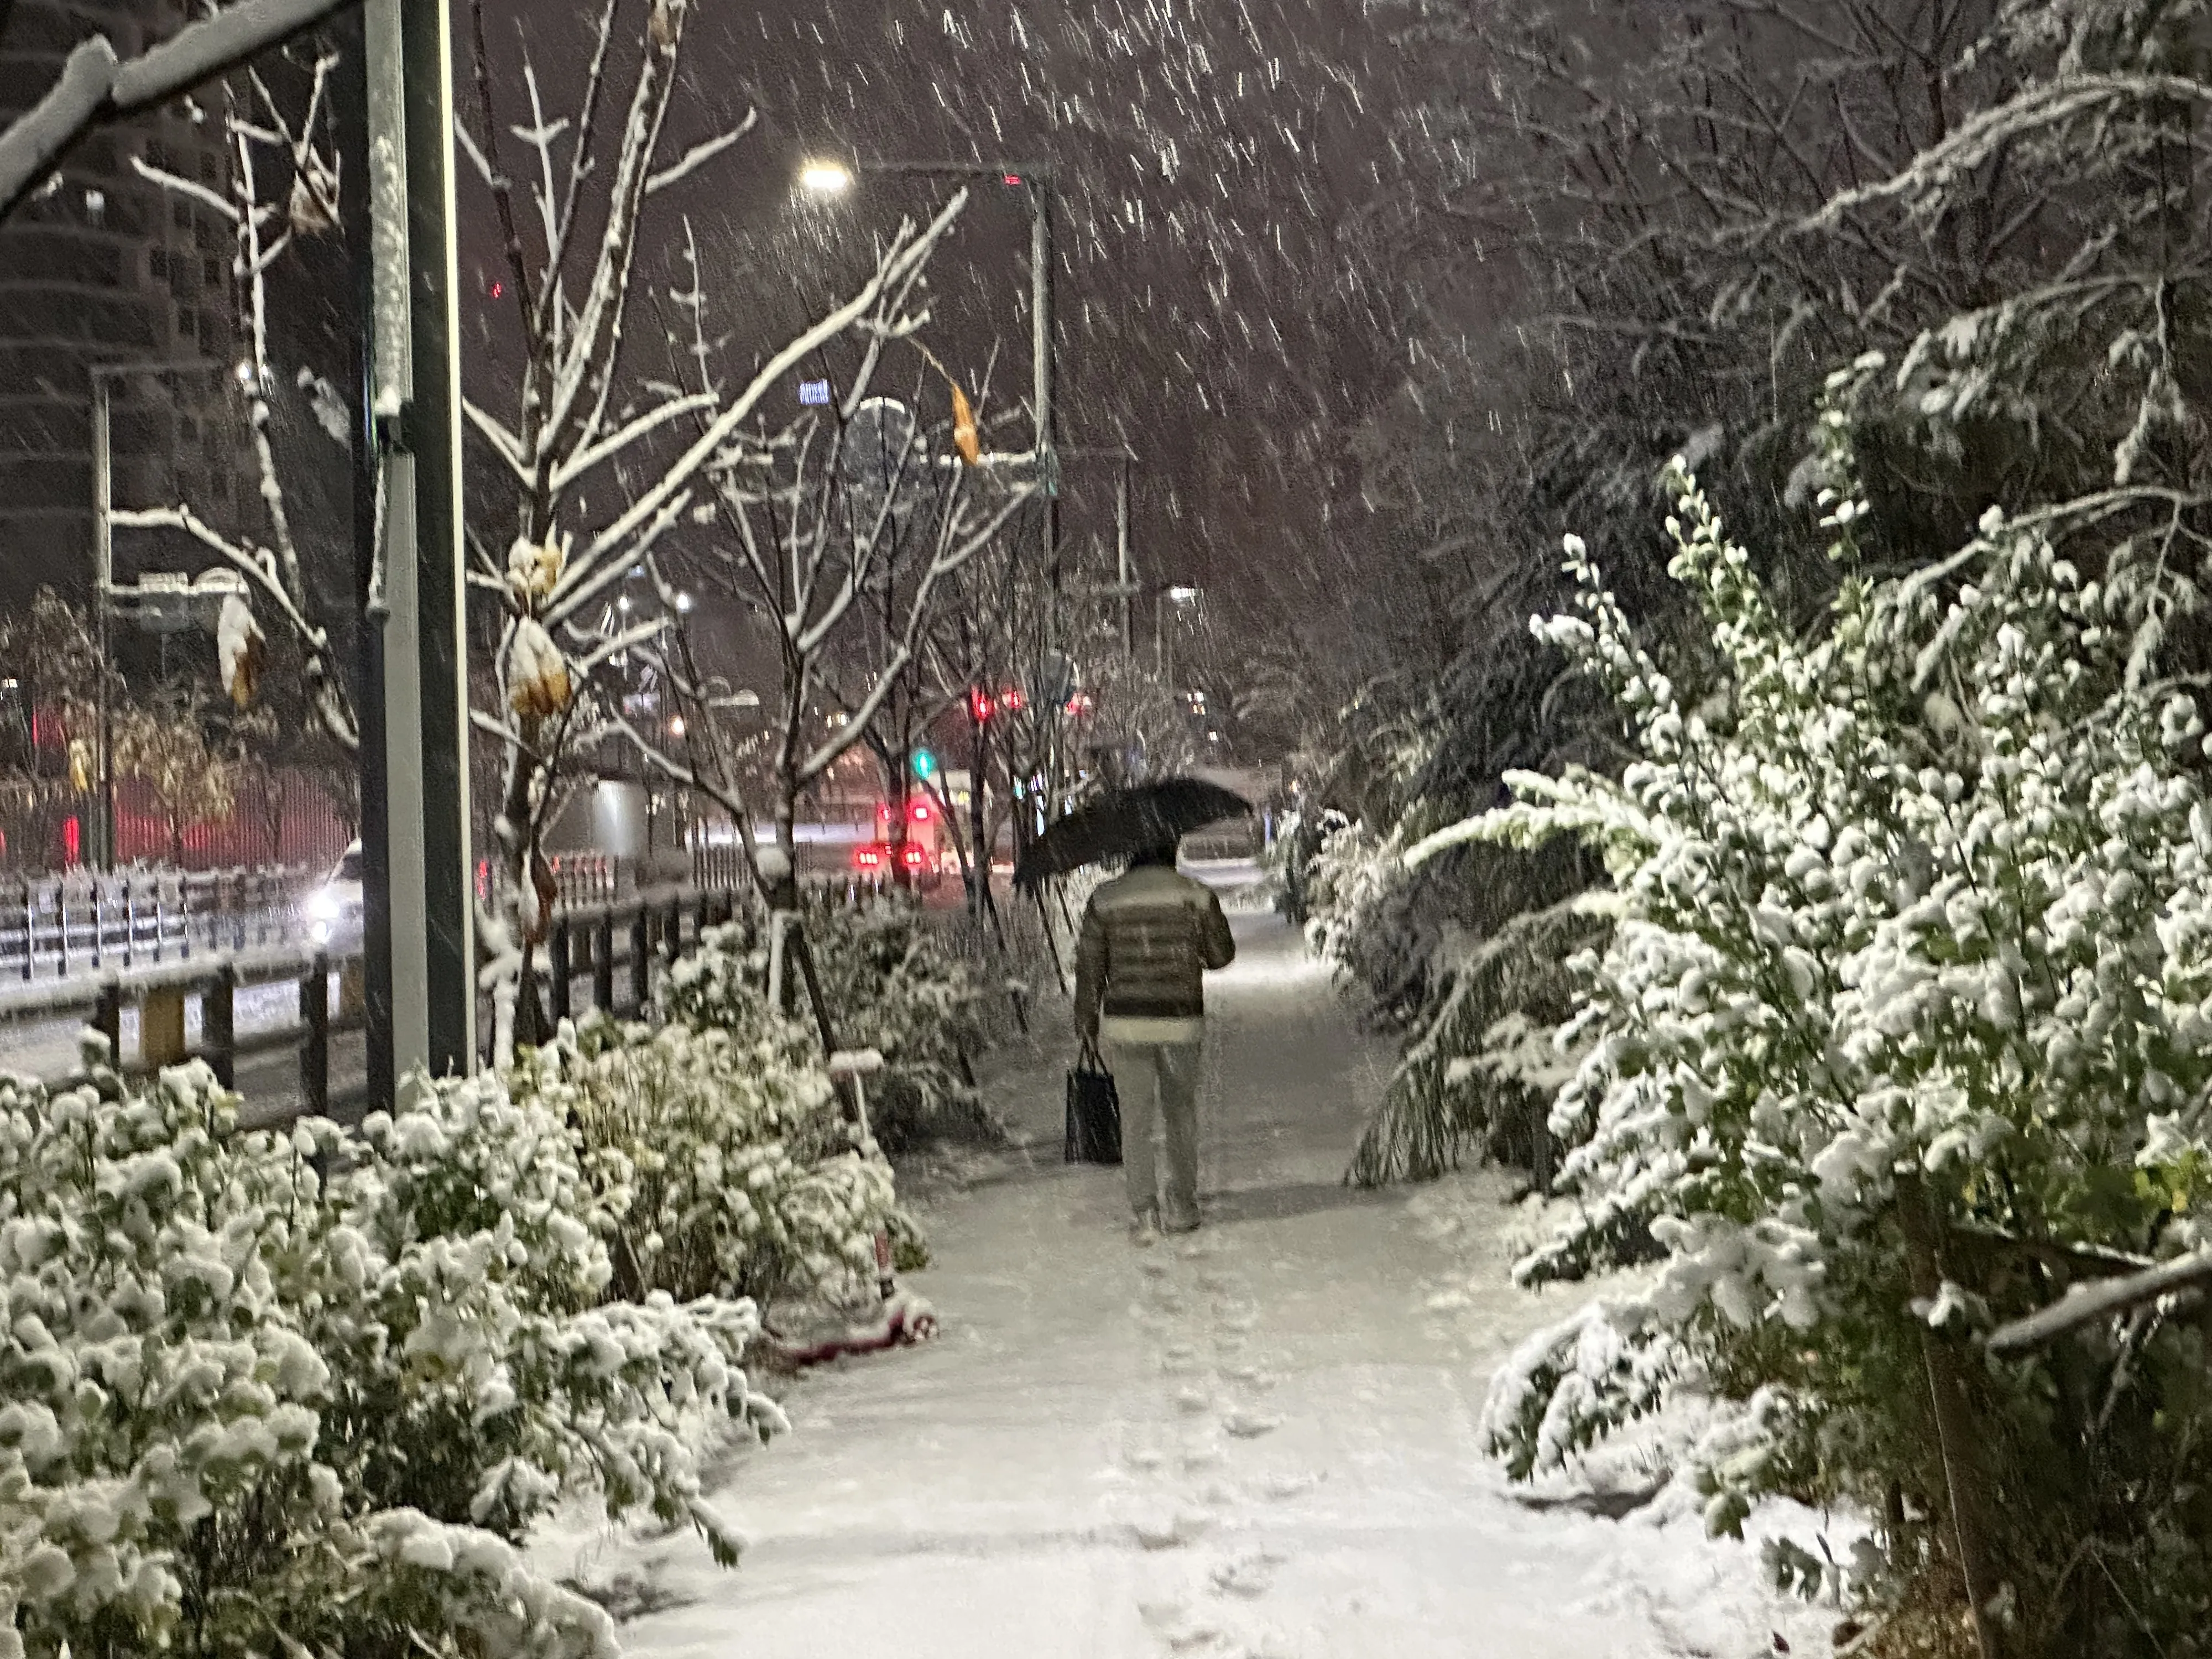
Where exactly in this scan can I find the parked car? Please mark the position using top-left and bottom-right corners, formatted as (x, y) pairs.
(307, 841), (364, 952)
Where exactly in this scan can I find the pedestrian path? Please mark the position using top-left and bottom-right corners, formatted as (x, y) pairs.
(551, 897), (1839, 1658)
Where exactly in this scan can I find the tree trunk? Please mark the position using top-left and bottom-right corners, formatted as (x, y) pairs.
(1895, 1172), (2009, 1659)
(888, 748), (912, 891)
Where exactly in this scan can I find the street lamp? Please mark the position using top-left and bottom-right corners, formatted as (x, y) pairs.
(795, 155), (1060, 550)
(799, 160), (854, 195)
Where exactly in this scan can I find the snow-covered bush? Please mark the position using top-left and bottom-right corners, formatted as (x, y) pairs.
(1345, 895), (1610, 1187)
(1301, 817), (1438, 1020)
(666, 891), (993, 1151)
(510, 1015), (897, 1309)
(1443, 417), (2212, 1648)
(0, 1048), (780, 1658)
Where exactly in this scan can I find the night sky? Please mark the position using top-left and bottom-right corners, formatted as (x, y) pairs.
(457, 0), (1433, 652)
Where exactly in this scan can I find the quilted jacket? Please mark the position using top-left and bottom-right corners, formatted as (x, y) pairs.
(1074, 864), (1237, 1042)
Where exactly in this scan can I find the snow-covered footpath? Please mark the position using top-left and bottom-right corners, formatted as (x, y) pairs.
(539, 884), (1846, 1657)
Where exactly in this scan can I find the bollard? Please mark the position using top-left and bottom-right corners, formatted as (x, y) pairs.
(628, 910), (649, 1014)
(549, 921), (572, 1024)
(206, 963), (237, 1089)
(92, 978), (122, 1063)
(593, 911), (615, 1012)
(301, 953), (330, 1119)
(142, 985), (188, 1068)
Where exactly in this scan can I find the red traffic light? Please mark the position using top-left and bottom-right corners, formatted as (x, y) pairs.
(1002, 172), (1024, 186)
(969, 688), (994, 722)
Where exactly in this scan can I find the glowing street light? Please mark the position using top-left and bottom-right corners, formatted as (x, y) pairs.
(799, 159), (854, 195)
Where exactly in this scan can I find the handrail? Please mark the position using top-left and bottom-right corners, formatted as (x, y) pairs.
(1, 881), (749, 1128)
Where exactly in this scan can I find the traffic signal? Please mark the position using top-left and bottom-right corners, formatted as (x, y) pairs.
(911, 748), (938, 780)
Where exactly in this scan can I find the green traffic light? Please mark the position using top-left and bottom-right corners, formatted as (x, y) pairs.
(911, 749), (938, 779)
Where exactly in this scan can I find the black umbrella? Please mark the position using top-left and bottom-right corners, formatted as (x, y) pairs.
(1014, 777), (1252, 889)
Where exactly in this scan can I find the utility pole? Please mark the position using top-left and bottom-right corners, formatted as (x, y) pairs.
(362, 0), (474, 1097)
(1116, 453), (1133, 657)
(92, 373), (113, 873)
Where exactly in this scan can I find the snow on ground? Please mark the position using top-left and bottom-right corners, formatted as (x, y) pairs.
(539, 875), (1850, 1658)
(0, 973), (332, 1083)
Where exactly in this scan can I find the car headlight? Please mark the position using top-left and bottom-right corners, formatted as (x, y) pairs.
(309, 888), (340, 921)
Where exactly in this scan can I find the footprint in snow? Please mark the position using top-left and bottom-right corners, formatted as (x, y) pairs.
(1219, 1363), (1275, 1389)
(1259, 1470), (1320, 1500)
(1175, 1386), (1213, 1415)
(1132, 1509), (1214, 1550)
(1139, 1601), (1232, 1654)
(1180, 1438), (1225, 1473)
(1222, 1409), (1283, 1439)
(1209, 1551), (1284, 1600)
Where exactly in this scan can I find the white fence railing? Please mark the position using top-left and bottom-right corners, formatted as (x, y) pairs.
(1, 866), (307, 985)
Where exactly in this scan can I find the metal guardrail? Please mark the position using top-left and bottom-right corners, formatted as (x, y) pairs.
(8, 882), (750, 1126)
(1, 865), (306, 985)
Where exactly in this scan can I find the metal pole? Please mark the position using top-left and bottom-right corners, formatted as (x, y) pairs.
(1031, 171), (1061, 816)
(92, 375), (114, 873)
(1116, 457), (1133, 658)
(365, 0), (476, 1091)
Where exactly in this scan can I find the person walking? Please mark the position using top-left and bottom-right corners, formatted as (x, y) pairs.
(1073, 837), (1237, 1244)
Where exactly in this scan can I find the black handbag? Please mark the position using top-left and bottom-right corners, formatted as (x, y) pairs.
(1065, 1040), (1123, 1165)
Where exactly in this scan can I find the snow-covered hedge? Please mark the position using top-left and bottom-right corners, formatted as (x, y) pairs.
(0, 1046), (780, 1657)
(1345, 895), (1610, 1187)
(1446, 408), (2212, 1644)
(511, 1015), (898, 1309)
(665, 891), (992, 1151)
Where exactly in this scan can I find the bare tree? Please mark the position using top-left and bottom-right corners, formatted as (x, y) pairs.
(0, 0), (352, 217)
(455, 0), (991, 1061)
(118, 48), (357, 755)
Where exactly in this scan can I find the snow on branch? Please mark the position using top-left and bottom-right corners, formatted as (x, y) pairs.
(1986, 1250), (2212, 1359)
(644, 112), (757, 197)
(1805, 73), (2212, 232)
(0, 0), (354, 217)
(583, 190), (970, 568)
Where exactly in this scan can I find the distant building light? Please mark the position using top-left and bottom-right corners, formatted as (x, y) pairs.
(1002, 172), (1024, 186)
(799, 379), (832, 406)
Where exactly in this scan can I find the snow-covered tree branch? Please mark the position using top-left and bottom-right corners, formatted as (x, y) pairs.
(0, 0), (354, 217)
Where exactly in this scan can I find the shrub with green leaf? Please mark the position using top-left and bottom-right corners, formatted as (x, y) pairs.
(0, 1048), (781, 1658)
(1441, 402), (2212, 1653)
(665, 890), (992, 1151)
(510, 1015), (898, 1310)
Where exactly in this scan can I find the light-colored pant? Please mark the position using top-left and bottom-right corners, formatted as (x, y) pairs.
(1105, 1038), (1203, 1227)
